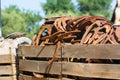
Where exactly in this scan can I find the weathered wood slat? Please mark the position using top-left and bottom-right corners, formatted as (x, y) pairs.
(19, 74), (74, 80)
(9, 51), (16, 76)
(0, 65), (16, 75)
(0, 65), (14, 75)
(0, 47), (10, 54)
(0, 55), (12, 63)
(19, 60), (120, 79)
(19, 44), (120, 59)
(0, 76), (14, 80)
(18, 45), (61, 58)
(19, 60), (61, 74)
(0, 46), (16, 80)
(62, 44), (120, 59)
(62, 62), (120, 79)
(0, 54), (16, 79)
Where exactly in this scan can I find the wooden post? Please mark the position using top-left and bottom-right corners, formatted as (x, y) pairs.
(0, 0), (2, 37)
(9, 47), (17, 80)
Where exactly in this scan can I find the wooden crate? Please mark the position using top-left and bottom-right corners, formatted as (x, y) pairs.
(0, 48), (16, 80)
(18, 44), (120, 80)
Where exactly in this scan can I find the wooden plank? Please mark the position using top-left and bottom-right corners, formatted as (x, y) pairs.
(18, 45), (61, 58)
(62, 62), (120, 79)
(19, 74), (74, 80)
(62, 44), (120, 59)
(19, 60), (61, 75)
(0, 47), (10, 54)
(9, 48), (17, 77)
(0, 76), (13, 80)
(0, 55), (12, 63)
(19, 44), (120, 59)
(19, 60), (120, 79)
(0, 65), (14, 75)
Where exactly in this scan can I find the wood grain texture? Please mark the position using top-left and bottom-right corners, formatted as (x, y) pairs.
(0, 55), (12, 63)
(19, 44), (120, 59)
(0, 54), (16, 80)
(18, 45), (61, 58)
(0, 76), (14, 80)
(62, 44), (120, 59)
(0, 65), (13, 75)
(19, 60), (120, 79)
(19, 44), (120, 79)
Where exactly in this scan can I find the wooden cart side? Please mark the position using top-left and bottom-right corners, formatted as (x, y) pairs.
(62, 44), (120, 59)
(19, 60), (120, 79)
(18, 44), (120, 59)
(18, 45), (60, 58)
(0, 47), (17, 80)
(18, 44), (120, 79)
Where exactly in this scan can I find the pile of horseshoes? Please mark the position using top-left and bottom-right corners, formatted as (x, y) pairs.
(32, 16), (120, 63)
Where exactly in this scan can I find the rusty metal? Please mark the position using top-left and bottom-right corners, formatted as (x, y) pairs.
(31, 16), (120, 79)
(32, 16), (120, 64)
(48, 41), (61, 64)
(33, 16), (114, 45)
(33, 72), (44, 79)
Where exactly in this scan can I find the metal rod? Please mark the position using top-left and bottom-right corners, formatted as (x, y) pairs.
(0, 0), (2, 37)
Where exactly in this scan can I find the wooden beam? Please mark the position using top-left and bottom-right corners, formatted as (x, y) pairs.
(0, 65), (14, 75)
(0, 76), (13, 80)
(19, 44), (120, 59)
(19, 60), (120, 79)
(62, 44), (120, 59)
(18, 45), (61, 58)
(0, 55), (12, 63)
(62, 62), (120, 79)
(0, 54), (16, 80)
(19, 60), (61, 75)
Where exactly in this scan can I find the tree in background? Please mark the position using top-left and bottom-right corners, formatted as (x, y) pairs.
(42, 0), (80, 17)
(2, 5), (41, 38)
(2, 0), (113, 39)
(77, 0), (113, 20)
(42, 0), (113, 20)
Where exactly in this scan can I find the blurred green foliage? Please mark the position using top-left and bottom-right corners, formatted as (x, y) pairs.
(42, 0), (113, 20)
(77, 0), (113, 20)
(2, 5), (41, 38)
(42, 0), (81, 17)
(1, 0), (113, 39)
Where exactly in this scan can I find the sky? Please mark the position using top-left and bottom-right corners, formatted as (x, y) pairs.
(1, 0), (117, 17)
(1, 0), (47, 17)
(1, 0), (117, 10)
(1, 0), (78, 17)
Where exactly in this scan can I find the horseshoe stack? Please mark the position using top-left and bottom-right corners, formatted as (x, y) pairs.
(32, 16), (120, 63)
(32, 16), (120, 46)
